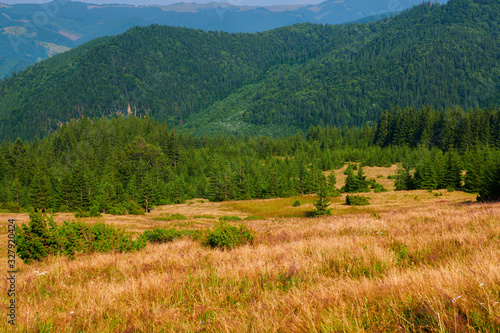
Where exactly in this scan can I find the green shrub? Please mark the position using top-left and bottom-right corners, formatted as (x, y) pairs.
(109, 205), (127, 215)
(205, 223), (253, 250)
(292, 200), (301, 207)
(3, 201), (21, 213)
(345, 195), (370, 206)
(58, 221), (145, 256)
(58, 205), (71, 213)
(124, 201), (145, 215)
(219, 215), (242, 221)
(369, 180), (388, 193)
(142, 228), (185, 243)
(16, 212), (145, 263)
(194, 214), (215, 219)
(447, 187), (455, 192)
(74, 206), (102, 218)
(244, 216), (266, 220)
(153, 213), (188, 221)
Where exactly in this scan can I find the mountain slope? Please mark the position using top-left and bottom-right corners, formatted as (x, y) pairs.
(0, 0), (444, 78)
(196, 0), (499, 135)
(0, 0), (498, 141)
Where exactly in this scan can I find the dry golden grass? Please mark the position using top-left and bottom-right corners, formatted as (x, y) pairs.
(0, 184), (499, 332)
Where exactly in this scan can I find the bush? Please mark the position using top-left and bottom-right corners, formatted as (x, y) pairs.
(244, 216), (266, 220)
(369, 180), (388, 193)
(153, 213), (188, 221)
(3, 201), (22, 213)
(194, 214), (215, 219)
(205, 223), (253, 250)
(16, 212), (145, 263)
(292, 200), (301, 207)
(124, 201), (145, 215)
(74, 206), (102, 218)
(345, 195), (370, 206)
(219, 215), (242, 221)
(142, 228), (186, 243)
(58, 205), (71, 213)
(109, 204), (127, 215)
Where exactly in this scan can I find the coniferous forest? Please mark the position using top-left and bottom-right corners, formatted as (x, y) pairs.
(0, 0), (499, 213)
(1, 105), (499, 214)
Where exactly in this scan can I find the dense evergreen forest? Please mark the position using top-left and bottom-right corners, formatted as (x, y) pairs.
(1, 106), (499, 213)
(0, 0), (498, 141)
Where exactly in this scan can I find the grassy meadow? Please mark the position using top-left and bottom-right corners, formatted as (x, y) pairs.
(0, 166), (499, 332)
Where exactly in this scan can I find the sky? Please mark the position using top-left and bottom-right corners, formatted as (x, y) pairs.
(1, 0), (323, 5)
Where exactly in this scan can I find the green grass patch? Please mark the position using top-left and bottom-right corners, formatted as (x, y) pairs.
(194, 214), (215, 219)
(153, 213), (188, 221)
(244, 216), (266, 220)
(225, 195), (317, 218)
(219, 215), (242, 221)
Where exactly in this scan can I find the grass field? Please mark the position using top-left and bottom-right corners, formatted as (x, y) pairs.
(0, 167), (499, 332)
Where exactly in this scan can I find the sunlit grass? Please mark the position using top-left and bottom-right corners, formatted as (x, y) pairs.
(0, 167), (497, 332)
(224, 195), (320, 218)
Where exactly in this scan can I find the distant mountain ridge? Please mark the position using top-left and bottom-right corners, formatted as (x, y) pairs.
(0, 0), (446, 78)
(0, 0), (497, 141)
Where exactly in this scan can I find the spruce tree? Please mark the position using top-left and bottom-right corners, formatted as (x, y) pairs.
(394, 163), (414, 190)
(342, 167), (359, 193)
(355, 166), (370, 192)
(414, 160), (437, 190)
(327, 172), (337, 195)
(311, 181), (332, 216)
(440, 150), (462, 189)
(477, 162), (500, 202)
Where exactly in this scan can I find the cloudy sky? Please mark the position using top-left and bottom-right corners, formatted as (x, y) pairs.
(2, 0), (323, 5)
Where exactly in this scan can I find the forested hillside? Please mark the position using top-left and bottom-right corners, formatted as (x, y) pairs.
(0, 0), (432, 78)
(1, 106), (499, 213)
(0, 0), (498, 141)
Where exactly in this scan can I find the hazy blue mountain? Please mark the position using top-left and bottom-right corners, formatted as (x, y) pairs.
(0, 0), (447, 78)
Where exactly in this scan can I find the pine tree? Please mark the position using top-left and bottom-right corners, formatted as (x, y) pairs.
(311, 181), (332, 216)
(355, 165), (370, 192)
(394, 163), (414, 190)
(327, 172), (337, 195)
(464, 145), (482, 193)
(440, 150), (462, 189)
(477, 163), (500, 202)
(29, 169), (52, 212)
(342, 167), (359, 193)
(414, 159), (437, 190)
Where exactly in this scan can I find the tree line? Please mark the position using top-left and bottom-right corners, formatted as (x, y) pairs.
(1, 105), (499, 214)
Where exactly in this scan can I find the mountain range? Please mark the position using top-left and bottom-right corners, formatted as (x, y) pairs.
(0, 0), (497, 141)
(0, 0), (447, 78)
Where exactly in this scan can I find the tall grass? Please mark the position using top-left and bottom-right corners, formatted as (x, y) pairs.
(0, 190), (498, 332)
